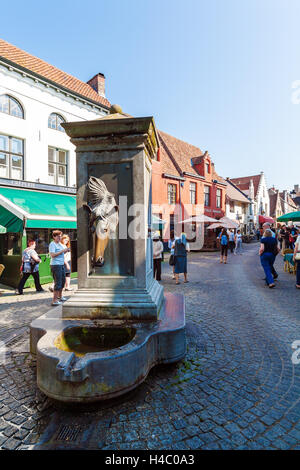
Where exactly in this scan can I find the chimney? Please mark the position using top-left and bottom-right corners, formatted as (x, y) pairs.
(87, 73), (106, 97)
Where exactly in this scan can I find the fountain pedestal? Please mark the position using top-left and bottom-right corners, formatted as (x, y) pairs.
(30, 110), (186, 402)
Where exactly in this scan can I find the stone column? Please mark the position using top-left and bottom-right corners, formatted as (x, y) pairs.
(61, 113), (164, 320)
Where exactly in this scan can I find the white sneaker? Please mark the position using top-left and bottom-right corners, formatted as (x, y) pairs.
(59, 296), (67, 302)
(51, 300), (62, 306)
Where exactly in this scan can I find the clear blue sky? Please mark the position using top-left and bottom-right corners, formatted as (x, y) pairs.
(1, 0), (300, 190)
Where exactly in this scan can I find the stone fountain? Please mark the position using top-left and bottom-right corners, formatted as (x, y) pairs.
(30, 108), (186, 402)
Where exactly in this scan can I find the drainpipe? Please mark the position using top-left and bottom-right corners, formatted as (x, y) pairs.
(179, 180), (184, 232)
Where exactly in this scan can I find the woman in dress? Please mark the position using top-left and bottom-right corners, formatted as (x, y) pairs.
(172, 233), (190, 285)
(234, 229), (243, 255)
(61, 234), (73, 291)
(17, 240), (44, 295)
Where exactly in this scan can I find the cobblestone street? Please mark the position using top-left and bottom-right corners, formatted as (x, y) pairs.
(0, 242), (299, 450)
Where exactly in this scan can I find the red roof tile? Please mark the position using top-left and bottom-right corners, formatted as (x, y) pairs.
(158, 130), (225, 184)
(0, 38), (110, 108)
(231, 174), (261, 197)
(157, 133), (181, 176)
(158, 130), (203, 177)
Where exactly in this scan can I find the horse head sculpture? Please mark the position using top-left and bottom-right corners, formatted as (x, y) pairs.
(86, 176), (119, 267)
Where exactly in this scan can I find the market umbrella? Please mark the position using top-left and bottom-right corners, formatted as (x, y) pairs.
(151, 215), (166, 230)
(207, 222), (234, 230)
(178, 215), (219, 223)
(277, 211), (300, 223)
(219, 216), (239, 228)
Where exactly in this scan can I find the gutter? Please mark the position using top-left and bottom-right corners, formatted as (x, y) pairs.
(0, 57), (110, 111)
(162, 173), (186, 182)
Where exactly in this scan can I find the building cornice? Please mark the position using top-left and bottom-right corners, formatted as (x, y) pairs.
(0, 177), (76, 194)
(182, 171), (205, 181)
(162, 173), (186, 182)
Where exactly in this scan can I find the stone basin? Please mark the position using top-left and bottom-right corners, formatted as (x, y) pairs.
(30, 292), (185, 402)
(54, 326), (136, 357)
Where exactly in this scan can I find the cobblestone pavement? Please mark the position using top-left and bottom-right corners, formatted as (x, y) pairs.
(0, 243), (299, 450)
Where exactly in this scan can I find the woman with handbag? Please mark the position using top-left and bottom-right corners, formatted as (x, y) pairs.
(17, 240), (44, 295)
(168, 230), (176, 279)
(293, 231), (300, 289)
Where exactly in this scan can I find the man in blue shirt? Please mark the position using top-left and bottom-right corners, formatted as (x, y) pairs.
(49, 230), (70, 306)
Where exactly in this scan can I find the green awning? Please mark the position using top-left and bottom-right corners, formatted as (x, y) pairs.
(0, 187), (76, 232)
(0, 225), (6, 233)
(277, 211), (300, 222)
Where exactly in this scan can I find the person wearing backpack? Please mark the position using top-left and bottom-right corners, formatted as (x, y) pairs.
(172, 233), (190, 284)
(219, 228), (229, 264)
(17, 240), (44, 295)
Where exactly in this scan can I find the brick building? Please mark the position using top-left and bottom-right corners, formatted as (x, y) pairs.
(152, 130), (226, 249)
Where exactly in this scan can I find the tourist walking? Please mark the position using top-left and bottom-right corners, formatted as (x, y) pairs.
(17, 240), (44, 295)
(262, 222), (279, 279)
(49, 230), (70, 306)
(294, 231), (300, 289)
(228, 229), (235, 253)
(168, 230), (176, 279)
(279, 225), (286, 252)
(152, 231), (164, 281)
(172, 233), (190, 284)
(219, 228), (229, 263)
(234, 230), (243, 254)
(259, 228), (279, 288)
(61, 234), (73, 291)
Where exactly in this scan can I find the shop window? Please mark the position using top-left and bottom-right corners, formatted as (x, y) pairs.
(204, 185), (210, 207)
(27, 229), (77, 254)
(0, 233), (21, 256)
(168, 184), (177, 205)
(0, 94), (24, 119)
(48, 147), (68, 186)
(48, 113), (66, 132)
(216, 189), (221, 208)
(169, 214), (175, 233)
(26, 229), (50, 255)
(0, 134), (24, 180)
(190, 182), (196, 204)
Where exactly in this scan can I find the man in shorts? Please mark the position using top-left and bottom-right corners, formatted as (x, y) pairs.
(49, 230), (70, 306)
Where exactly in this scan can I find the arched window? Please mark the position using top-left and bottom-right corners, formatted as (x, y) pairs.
(48, 113), (66, 132)
(0, 95), (24, 119)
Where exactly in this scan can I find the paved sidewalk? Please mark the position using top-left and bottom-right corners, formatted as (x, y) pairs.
(0, 244), (299, 450)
